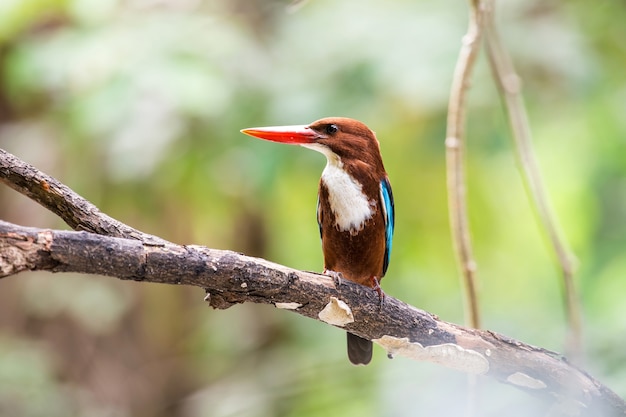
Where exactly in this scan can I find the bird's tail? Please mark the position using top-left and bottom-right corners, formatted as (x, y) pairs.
(347, 332), (373, 365)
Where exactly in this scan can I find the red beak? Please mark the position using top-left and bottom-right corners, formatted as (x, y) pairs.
(240, 124), (319, 144)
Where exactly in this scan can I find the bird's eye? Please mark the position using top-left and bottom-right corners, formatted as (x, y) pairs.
(325, 124), (339, 135)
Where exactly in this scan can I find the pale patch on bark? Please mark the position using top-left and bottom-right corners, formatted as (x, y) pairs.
(275, 302), (302, 310)
(318, 296), (354, 326)
(373, 335), (490, 374)
(507, 372), (547, 389)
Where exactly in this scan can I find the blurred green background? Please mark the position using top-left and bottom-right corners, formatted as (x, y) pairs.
(1, 0), (625, 416)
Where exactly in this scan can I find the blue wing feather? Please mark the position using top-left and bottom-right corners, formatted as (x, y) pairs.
(380, 177), (395, 276)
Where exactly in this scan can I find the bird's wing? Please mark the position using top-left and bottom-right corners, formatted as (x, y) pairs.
(379, 177), (395, 276)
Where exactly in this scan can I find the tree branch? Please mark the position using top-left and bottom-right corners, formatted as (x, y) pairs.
(0, 148), (168, 245)
(0, 148), (624, 416)
(0, 219), (623, 416)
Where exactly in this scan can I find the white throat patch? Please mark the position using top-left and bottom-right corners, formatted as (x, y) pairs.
(320, 161), (374, 233)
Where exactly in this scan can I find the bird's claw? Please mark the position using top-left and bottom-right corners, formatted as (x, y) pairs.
(370, 276), (385, 310)
(324, 269), (344, 288)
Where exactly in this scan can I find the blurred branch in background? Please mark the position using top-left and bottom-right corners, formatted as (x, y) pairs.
(447, 0), (582, 358)
(483, 6), (582, 359)
(445, 1), (488, 415)
(1, 149), (624, 417)
(445, 0), (485, 331)
(447, 0), (585, 412)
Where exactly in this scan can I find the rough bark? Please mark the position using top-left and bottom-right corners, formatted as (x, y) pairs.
(1, 148), (625, 417)
(0, 149), (167, 245)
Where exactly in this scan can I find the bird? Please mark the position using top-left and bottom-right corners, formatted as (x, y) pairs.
(241, 117), (394, 365)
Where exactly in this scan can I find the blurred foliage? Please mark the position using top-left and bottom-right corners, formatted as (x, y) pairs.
(0, 0), (625, 416)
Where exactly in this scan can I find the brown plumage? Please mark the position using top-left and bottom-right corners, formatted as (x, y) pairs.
(241, 117), (395, 365)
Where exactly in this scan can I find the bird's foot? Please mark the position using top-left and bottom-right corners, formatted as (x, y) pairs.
(324, 269), (344, 288)
(370, 276), (385, 310)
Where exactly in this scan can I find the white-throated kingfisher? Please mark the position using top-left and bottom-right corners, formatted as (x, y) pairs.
(241, 117), (395, 365)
